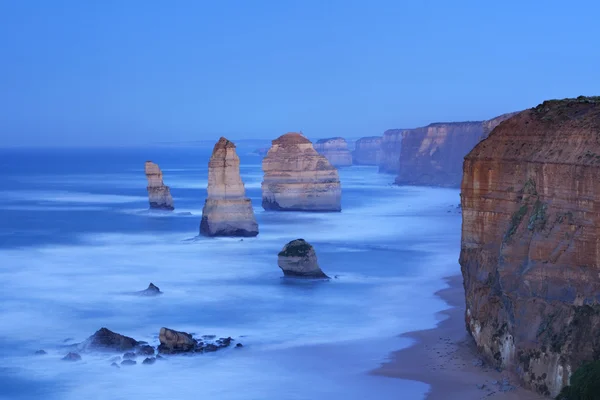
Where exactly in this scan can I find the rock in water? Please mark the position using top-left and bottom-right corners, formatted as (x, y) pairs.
(80, 327), (139, 352)
(200, 137), (259, 237)
(62, 352), (81, 361)
(144, 161), (174, 210)
(460, 97), (600, 397)
(136, 282), (162, 296)
(352, 136), (382, 166)
(158, 327), (196, 354)
(277, 239), (329, 278)
(261, 133), (341, 211)
(314, 137), (353, 167)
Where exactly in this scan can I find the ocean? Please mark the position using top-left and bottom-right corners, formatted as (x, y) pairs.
(0, 145), (462, 400)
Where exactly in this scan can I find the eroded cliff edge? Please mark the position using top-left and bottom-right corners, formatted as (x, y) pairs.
(460, 97), (600, 397)
(262, 133), (341, 211)
(314, 137), (353, 167)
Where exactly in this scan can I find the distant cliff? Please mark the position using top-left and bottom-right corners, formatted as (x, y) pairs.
(379, 129), (406, 174)
(460, 97), (600, 397)
(314, 137), (353, 167)
(352, 136), (382, 165)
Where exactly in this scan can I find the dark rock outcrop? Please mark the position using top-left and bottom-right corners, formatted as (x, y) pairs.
(277, 239), (329, 278)
(121, 359), (136, 366)
(34, 350), (46, 355)
(157, 327), (197, 354)
(144, 161), (174, 210)
(460, 96), (600, 397)
(314, 137), (353, 167)
(200, 137), (259, 237)
(79, 327), (138, 352)
(261, 133), (341, 211)
(352, 136), (382, 165)
(135, 283), (162, 296)
(62, 352), (81, 361)
(142, 357), (156, 365)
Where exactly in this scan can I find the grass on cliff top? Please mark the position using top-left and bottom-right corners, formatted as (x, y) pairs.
(278, 239), (312, 257)
(557, 360), (600, 400)
(534, 96), (600, 111)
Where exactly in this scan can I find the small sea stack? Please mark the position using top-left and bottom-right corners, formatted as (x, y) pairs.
(144, 161), (174, 210)
(261, 133), (341, 211)
(277, 239), (329, 278)
(200, 137), (258, 237)
(314, 137), (353, 167)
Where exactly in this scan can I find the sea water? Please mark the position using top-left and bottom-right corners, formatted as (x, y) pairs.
(0, 145), (462, 400)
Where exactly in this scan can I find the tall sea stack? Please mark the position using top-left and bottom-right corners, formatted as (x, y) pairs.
(200, 137), (258, 237)
(460, 97), (600, 397)
(144, 161), (174, 210)
(261, 133), (341, 212)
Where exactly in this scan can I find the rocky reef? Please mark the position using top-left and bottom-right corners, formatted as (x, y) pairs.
(261, 133), (341, 212)
(460, 96), (600, 397)
(352, 136), (382, 165)
(313, 137), (353, 167)
(277, 239), (329, 278)
(144, 161), (174, 210)
(200, 137), (258, 237)
(379, 129), (405, 174)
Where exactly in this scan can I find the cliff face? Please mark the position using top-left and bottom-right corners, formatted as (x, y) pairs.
(200, 137), (258, 237)
(460, 97), (600, 397)
(481, 111), (520, 138)
(352, 136), (382, 165)
(261, 133), (341, 211)
(314, 137), (353, 167)
(379, 129), (405, 174)
(394, 121), (483, 187)
(144, 161), (174, 210)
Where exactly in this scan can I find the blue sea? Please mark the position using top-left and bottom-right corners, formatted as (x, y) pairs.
(0, 145), (462, 400)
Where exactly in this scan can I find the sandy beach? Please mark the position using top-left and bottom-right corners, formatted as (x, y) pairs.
(373, 275), (545, 400)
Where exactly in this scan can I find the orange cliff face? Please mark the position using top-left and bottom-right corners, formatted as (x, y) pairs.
(460, 97), (600, 397)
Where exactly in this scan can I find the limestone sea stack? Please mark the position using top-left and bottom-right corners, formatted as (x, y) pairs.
(145, 161), (174, 210)
(313, 137), (353, 167)
(277, 239), (329, 278)
(460, 97), (600, 397)
(352, 136), (382, 165)
(200, 137), (258, 237)
(261, 133), (341, 212)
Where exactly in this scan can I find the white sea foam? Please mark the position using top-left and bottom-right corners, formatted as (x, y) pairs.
(1, 190), (145, 204)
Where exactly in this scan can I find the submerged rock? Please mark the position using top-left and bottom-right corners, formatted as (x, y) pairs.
(314, 137), (353, 167)
(136, 345), (154, 356)
(135, 282), (162, 296)
(110, 362), (120, 368)
(277, 239), (329, 278)
(200, 137), (258, 237)
(79, 327), (139, 352)
(34, 350), (47, 355)
(158, 327), (197, 354)
(262, 133), (341, 211)
(122, 352), (136, 360)
(62, 352), (81, 361)
(145, 161), (174, 210)
(121, 359), (136, 366)
(142, 357), (156, 365)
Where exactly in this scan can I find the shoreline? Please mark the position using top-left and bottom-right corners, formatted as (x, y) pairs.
(372, 275), (545, 400)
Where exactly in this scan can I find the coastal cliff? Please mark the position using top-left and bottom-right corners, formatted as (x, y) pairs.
(352, 136), (382, 165)
(379, 129), (405, 174)
(144, 161), (174, 210)
(394, 121), (483, 187)
(200, 137), (258, 237)
(314, 137), (353, 167)
(460, 97), (600, 397)
(261, 133), (341, 211)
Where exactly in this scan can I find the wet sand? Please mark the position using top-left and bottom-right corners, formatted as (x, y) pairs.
(372, 275), (545, 399)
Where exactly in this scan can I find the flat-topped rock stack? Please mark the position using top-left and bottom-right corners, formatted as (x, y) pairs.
(314, 137), (353, 167)
(261, 133), (341, 212)
(200, 137), (258, 237)
(144, 161), (174, 210)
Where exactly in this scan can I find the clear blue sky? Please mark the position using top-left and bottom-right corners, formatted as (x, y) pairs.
(1, 0), (598, 146)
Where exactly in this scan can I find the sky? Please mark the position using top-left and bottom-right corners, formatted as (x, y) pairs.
(1, 0), (599, 146)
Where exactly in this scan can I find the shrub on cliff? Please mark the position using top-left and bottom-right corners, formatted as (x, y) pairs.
(557, 360), (600, 400)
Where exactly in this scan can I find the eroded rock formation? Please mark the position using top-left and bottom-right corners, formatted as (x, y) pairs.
(278, 239), (329, 278)
(314, 137), (353, 167)
(261, 133), (341, 211)
(352, 136), (382, 165)
(379, 129), (405, 174)
(460, 97), (600, 397)
(79, 327), (138, 352)
(200, 137), (258, 237)
(145, 161), (174, 210)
